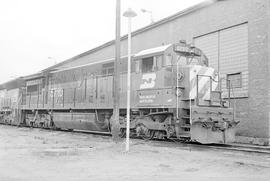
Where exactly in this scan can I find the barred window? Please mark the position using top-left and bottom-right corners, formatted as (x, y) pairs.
(227, 72), (242, 88)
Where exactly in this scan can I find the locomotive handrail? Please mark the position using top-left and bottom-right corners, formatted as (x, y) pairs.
(136, 86), (178, 91)
(196, 74), (218, 82)
(196, 74), (222, 107)
(37, 87), (39, 108)
(195, 74), (234, 111)
(62, 88), (65, 108)
(146, 111), (173, 116)
(219, 77), (236, 120)
(176, 56), (181, 119)
(175, 55), (193, 119)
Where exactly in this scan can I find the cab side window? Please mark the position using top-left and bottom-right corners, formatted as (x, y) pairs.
(141, 55), (163, 73)
(135, 60), (140, 73)
(164, 54), (172, 66)
(142, 57), (154, 73)
(156, 55), (163, 69)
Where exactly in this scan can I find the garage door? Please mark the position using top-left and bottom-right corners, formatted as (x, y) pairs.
(219, 24), (248, 97)
(194, 32), (219, 71)
(194, 23), (248, 98)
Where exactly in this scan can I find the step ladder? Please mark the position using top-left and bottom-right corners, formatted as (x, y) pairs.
(178, 99), (192, 138)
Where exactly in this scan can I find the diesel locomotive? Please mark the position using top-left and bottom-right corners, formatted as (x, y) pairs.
(0, 41), (238, 144)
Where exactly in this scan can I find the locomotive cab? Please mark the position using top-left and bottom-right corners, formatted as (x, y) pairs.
(133, 44), (178, 107)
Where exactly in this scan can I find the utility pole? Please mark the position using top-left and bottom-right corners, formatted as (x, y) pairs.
(111, 0), (121, 142)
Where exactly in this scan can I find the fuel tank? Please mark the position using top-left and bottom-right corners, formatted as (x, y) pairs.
(53, 112), (110, 132)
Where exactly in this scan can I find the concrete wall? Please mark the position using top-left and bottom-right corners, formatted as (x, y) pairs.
(239, 0), (269, 145)
(54, 0), (269, 145)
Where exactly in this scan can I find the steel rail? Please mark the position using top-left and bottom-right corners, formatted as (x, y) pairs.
(1, 124), (269, 154)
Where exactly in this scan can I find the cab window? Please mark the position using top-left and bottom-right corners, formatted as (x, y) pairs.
(164, 54), (172, 66)
(176, 55), (187, 66)
(155, 55), (163, 69)
(142, 57), (154, 73)
(141, 55), (163, 73)
(135, 60), (140, 73)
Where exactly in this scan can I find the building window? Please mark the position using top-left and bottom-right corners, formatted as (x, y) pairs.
(227, 72), (242, 88)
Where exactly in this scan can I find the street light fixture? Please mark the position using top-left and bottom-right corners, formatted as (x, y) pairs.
(141, 8), (154, 24)
(123, 8), (137, 152)
(48, 57), (57, 65)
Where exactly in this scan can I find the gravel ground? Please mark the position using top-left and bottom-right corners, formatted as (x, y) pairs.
(0, 124), (269, 181)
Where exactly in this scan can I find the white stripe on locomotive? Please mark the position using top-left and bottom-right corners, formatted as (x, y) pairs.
(189, 67), (215, 99)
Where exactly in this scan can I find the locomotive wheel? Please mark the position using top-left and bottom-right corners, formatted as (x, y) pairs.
(136, 124), (155, 140)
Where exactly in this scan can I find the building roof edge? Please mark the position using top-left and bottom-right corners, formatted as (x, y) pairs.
(42, 0), (217, 72)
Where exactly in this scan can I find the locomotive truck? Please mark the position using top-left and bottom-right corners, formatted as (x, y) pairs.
(0, 41), (238, 144)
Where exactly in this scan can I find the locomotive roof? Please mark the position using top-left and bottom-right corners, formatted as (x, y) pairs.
(50, 55), (130, 73)
(23, 72), (44, 81)
(134, 44), (172, 59)
(51, 44), (172, 73)
(0, 78), (25, 90)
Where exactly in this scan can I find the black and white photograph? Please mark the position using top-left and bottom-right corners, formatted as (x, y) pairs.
(0, 0), (269, 180)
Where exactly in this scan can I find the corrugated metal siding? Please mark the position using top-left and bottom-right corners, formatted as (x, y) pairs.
(194, 32), (219, 71)
(194, 23), (248, 98)
(219, 23), (248, 97)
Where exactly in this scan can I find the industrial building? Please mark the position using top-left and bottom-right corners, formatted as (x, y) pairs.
(41, 0), (269, 145)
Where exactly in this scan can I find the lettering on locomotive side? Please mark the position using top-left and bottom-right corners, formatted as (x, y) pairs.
(139, 94), (156, 103)
(140, 73), (156, 89)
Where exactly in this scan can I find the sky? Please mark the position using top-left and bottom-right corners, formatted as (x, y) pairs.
(0, 0), (205, 84)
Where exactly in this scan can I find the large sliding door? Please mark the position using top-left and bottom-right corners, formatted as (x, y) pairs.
(194, 23), (248, 97)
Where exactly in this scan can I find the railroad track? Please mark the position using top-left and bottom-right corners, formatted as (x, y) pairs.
(202, 143), (270, 154)
(146, 138), (270, 155)
(1, 124), (270, 154)
(77, 130), (270, 155)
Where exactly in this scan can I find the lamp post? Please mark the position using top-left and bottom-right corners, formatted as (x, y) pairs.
(141, 9), (154, 24)
(123, 8), (137, 152)
(48, 57), (57, 65)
